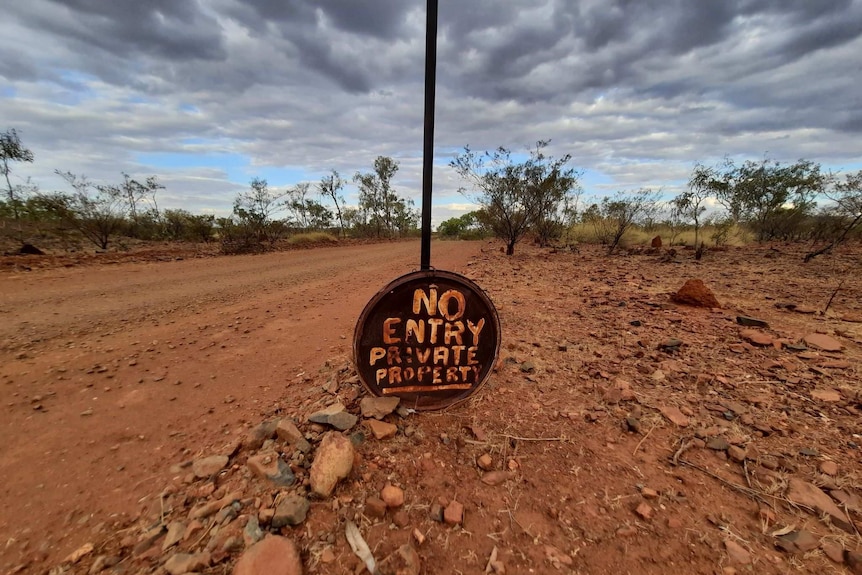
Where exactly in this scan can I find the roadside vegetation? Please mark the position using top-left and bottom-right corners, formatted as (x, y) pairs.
(3, 127), (861, 261)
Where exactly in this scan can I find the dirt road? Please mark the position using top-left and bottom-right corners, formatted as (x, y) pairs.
(0, 240), (483, 568)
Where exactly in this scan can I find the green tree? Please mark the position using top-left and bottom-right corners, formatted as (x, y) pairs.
(354, 156), (399, 238)
(805, 170), (862, 261)
(595, 189), (660, 254)
(45, 171), (128, 250)
(233, 178), (288, 245)
(450, 141), (580, 255)
(677, 163), (714, 247)
(319, 170), (346, 236)
(1, 128), (35, 234)
(699, 157), (825, 241)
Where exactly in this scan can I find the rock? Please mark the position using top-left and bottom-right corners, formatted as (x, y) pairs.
(164, 552), (210, 575)
(651, 235), (662, 248)
(811, 388), (842, 402)
(308, 402), (357, 431)
(786, 478), (853, 532)
(359, 397), (400, 419)
(309, 431), (354, 497)
(477, 454), (494, 471)
(193, 455), (229, 478)
(545, 544), (573, 568)
(366, 419), (398, 440)
(64, 542), (94, 564)
(272, 495), (310, 528)
(243, 516), (264, 547)
(393, 510), (410, 527)
(88, 555), (118, 574)
(736, 316), (769, 328)
(846, 550), (862, 574)
(707, 437), (730, 451)
(641, 487), (659, 499)
(243, 420), (279, 450)
(819, 460), (839, 476)
(727, 445), (746, 462)
(275, 420), (311, 453)
(671, 279), (721, 308)
(775, 530), (819, 553)
(660, 406), (690, 427)
(444, 500), (464, 525)
(821, 542), (844, 563)
(320, 547), (335, 563)
(740, 329), (773, 347)
(365, 496), (387, 518)
(381, 484), (405, 508)
(378, 544), (420, 575)
(162, 521), (186, 551)
(635, 502), (653, 520)
(233, 535), (303, 575)
(802, 333), (842, 352)
(658, 338), (683, 351)
(247, 451), (296, 487)
(724, 540), (751, 565)
(481, 471), (515, 486)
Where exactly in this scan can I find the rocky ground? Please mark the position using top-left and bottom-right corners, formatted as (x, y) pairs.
(3, 240), (862, 575)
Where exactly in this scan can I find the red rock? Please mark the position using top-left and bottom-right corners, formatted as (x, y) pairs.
(786, 478), (853, 532)
(443, 500), (464, 525)
(309, 432), (354, 497)
(651, 236), (662, 248)
(821, 542), (844, 563)
(192, 455), (229, 478)
(671, 279), (721, 308)
(481, 471), (515, 486)
(165, 552), (211, 575)
(366, 419), (398, 440)
(803, 333), (843, 352)
(740, 329), (773, 347)
(819, 460), (839, 476)
(660, 406), (690, 427)
(477, 454), (494, 471)
(724, 540), (751, 565)
(811, 389), (842, 402)
(233, 536), (302, 575)
(381, 484), (405, 508)
(364, 497), (387, 518)
(635, 502), (653, 520)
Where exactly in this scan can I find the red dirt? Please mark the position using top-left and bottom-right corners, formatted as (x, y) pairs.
(1, 240), (861, 575)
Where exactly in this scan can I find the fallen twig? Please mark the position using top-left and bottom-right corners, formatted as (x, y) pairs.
(632, 423), (657, 456)
(499, 434), (565, 442)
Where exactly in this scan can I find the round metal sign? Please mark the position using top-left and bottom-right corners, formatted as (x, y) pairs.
(354, 270), (501, 411)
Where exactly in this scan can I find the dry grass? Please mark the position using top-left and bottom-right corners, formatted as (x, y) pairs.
(286, 231), (339, 246)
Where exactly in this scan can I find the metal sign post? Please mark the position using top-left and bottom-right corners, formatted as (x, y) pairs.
(353, 0), (501, 410)
(420, 0), (437, 271)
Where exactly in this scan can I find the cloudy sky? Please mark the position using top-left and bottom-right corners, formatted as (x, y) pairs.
(2, 0), (861, 226)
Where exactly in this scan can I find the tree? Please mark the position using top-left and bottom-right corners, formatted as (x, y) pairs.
(354, 156), (400, 238)
(697, 156), (825, 241)
(596, 189), (660, 254)
(45, 171), (128, 249)
(805, 170), (862, 261)
(677, 163), (713, 247)
(1, 128), (35, 229)
(450, 141), (580, 255)
(319, 170), (346, 236)
(287, 182), (333, 231)
(113, 173), (164, 238)
(233, 178), (288, 245)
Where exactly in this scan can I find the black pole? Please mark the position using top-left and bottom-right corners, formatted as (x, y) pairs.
(420, 0), (438, 270)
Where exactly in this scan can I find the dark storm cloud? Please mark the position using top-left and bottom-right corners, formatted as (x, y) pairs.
(25, 0), (226, 61)
(3, 0), (862, 219)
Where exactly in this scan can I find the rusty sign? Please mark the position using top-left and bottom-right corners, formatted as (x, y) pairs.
(354, 270), (501, 411)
